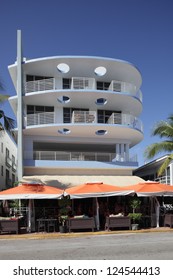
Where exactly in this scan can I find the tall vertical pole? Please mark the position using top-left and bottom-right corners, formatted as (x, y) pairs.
(17, 30), (23, 182)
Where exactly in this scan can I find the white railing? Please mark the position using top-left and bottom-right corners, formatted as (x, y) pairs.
(24, 150), (137, 163)
(24, 78), (55, 93)
(108, 113), (143, 132)
(155, 176), (171, 185)
(107, 113), (122, 124)
(6, 156), (12, 167)
(25, 111), (143, 132)
(71, 77), (95, 90)
(24, 77), (142, 102)
(12, 162), (17, 172)
(26, 112), (55, 126)
(109, 80), (142, 102)
(72, 111), (96, 123)
(33, 151), (115, 162)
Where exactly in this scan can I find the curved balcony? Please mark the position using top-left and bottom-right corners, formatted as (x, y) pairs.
(25, 111), (143, 133)
(24, 151), (138, 168)
(24, 77), (142, 102)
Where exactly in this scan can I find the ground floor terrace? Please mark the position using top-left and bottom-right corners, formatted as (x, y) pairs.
(1, 195), (173, 235)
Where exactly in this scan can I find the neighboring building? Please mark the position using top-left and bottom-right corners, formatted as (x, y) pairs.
(0, 130), (17, 190)
(8, 55), (144, 187)
(134, 155), (173, 185)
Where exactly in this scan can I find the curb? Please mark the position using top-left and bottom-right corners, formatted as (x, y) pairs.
(0, 228), (172, 240)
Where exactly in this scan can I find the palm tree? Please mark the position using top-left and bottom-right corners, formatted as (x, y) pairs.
(144, 114), (173, 176)
(0, 78), (15, 132)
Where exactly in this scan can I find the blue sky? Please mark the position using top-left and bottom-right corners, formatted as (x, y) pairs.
(0, 0), (173, 166)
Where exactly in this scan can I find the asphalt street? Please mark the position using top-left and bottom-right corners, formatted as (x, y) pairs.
(0, 231), (173, 260)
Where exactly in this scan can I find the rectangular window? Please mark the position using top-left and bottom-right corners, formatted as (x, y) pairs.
(26, 75), (52, 82)
(1, 166), (3, 176)
(6, 148), (10, 158)
(97, 81), (110, 90)
(12, 174), (15, 186)
(12, 155), (15, 163)
(27, 105), (54, 114)
(98, 110), (121, 123)
(63, 108), (89, 123)
(63, 78), (71, 89)
(1, 142), (3, 153)
(63, 108), (71, 123)
(5, 169), (10, 186)
(27, 105), (34, 114)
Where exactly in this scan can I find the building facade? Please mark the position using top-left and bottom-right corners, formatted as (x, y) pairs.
(8, 55), (144, 187)
(134, 155), (173, 185)
(0, 130), (17, 190)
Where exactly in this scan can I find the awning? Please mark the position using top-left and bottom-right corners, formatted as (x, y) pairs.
(123, 181), (173, 197)
(0, 183), (64, 200)
(22, 175), (145, 189)
(64, 182), (134, 198)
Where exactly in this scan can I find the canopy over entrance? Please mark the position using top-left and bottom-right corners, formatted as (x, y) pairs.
(0, 183), (64, 200)
(22, 175), (145, 188)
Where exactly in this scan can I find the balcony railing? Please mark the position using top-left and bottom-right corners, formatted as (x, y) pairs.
(24, 150), (138, 164)
(155, 176), (171, 185)
(6, 156), (12, 168)
(107, 113), (143, 132)
(33, 151), (115, 162)
(25, 112), (55, 126)
(109, 80), (142, 102)
(71, 77), (95, 89)
(12, 162), (17, 172)
(72, 111), (96, 123)
(25, 111), (143, 132)
(24, 78), (55, 93)
(24, 77), (142, 102)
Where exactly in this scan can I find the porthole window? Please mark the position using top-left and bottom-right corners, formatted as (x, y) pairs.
(57, 96), (70, 104)
(58, 128), (71, 135)
(95, 98), (107, 105)
(96, 130), (107, 135)
(94, 66), (107, 76)
(57, 63), (70, 73)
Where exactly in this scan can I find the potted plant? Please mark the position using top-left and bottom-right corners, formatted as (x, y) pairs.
(128, 197), (142, 230)
(58, 197), (71, 233)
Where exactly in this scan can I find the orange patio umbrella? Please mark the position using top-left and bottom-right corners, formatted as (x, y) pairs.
(0, 183), (64, 200)
(64, 182), (134, 198)
(122, 181), (171, 197)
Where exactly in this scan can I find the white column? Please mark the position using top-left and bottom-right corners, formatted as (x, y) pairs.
(116, 144), (120, 161)
(121, 144), (124, 161)
(17, 30), (24, 181)
(125, 144), (129, 161)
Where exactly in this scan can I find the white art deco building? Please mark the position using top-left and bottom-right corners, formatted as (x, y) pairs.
(8, 35), (144, 187)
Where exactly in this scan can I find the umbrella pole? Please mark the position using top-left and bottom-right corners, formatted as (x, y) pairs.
(154, 197), (160, 228)
(94, 198), (100, 231)
(27, 199), (32, 233)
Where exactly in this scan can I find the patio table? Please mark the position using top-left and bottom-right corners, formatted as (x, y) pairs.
(37, 218), (57, 232)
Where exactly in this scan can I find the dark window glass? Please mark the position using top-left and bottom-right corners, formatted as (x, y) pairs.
(63, 78), (71, 89)
(97, 81), (110, 90)
(27, 105), (34, 114)
(26, 75), (34, 82)
(63, 108), (71, 123)
(35, 106), (45, 112)
(45, 106), (54, 112)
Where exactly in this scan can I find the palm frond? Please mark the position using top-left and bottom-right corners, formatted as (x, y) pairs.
(158, 154), (173, 176)
(152, 121), (173, 139)
(144, 141), (173, 159)
(0, 109), (16, 134)
(0, 94), (9, 103)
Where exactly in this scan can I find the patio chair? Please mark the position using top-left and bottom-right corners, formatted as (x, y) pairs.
(37, 220), (46, 232)
(47, 220), (56, 232)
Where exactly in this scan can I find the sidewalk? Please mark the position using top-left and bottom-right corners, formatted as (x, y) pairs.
(0, 227), (172, 240)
